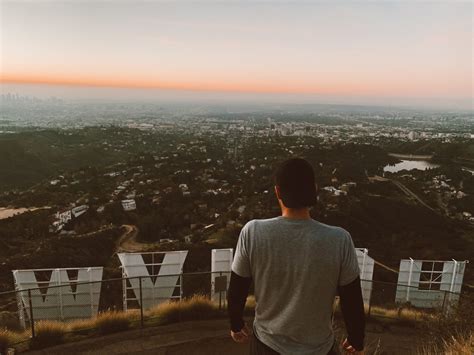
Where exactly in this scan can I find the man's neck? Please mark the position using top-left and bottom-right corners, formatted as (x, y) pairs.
(281, 207), (311, 220)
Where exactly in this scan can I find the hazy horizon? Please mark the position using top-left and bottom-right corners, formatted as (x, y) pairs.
(1, 83), (473, 112)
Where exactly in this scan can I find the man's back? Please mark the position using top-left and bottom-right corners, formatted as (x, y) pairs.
(232, 216), (360, 355)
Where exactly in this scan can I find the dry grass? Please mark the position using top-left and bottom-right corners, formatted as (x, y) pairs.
(0, 328), (23, 354)
(3, 294), (468, 354)
(66, 317), (98, 333)
(417, 332), (473, 355)
(331, 297), (433, 326)
(30, 321), (66, 349)
(443, 334), (474, 355)
(367, 305), (434, 323)
(0, 296), (222, 352)
(146, 294), (220, 324)
(417, 294), (474, 354)
(95, 311), (131, 335)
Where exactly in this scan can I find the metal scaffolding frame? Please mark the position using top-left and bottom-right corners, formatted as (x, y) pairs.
(12, 267), (103, 328)
(118, 251), (188, 311)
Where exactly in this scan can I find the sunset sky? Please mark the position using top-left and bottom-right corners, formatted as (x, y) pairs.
(1, 1), (473, 109)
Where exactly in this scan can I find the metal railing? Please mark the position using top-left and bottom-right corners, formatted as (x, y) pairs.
(0, 271), (231, 337)
(0, 272), (469, 341)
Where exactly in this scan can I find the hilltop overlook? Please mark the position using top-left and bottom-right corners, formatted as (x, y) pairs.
(1, 115), (473, 284)
(0, 111), (473, 354)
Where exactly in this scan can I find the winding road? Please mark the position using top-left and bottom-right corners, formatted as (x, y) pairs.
(116, 224), (159, 253)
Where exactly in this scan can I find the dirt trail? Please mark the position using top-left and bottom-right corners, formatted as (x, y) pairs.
(115, 225), (160, 253)
(26, 317), (423, 355)
(0, 207), (50, 220)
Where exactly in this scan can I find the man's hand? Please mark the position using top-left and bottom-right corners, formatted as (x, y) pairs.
(230, 323), (251, 343)
(342, 338), (364, 354)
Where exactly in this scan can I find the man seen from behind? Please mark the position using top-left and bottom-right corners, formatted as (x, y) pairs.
(227, 158), (365, 355)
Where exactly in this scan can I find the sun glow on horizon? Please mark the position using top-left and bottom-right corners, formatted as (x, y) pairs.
(2, 70), (470, 99)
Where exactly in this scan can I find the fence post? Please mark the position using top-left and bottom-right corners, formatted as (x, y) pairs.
(122, 270), (127, 312)
(219, 271), (222, 311)
(28, 289), (35, 338)
(139, 276), (144, 328)
(442, 290), (451, 316)
(406, 258), (414, 302)
(367, 280), (375, 318)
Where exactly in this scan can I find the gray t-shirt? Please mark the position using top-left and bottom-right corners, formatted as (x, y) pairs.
(232, 216), (360, 355)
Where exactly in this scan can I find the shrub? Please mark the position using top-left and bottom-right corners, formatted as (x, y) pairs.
(417, 293), (474, 354)
(67, 318), (98, 333)
(30, 321), (66, 350)
(151, 301), (183, 324)
(147, 294), (219, 324)
(421, 293), (474, 340)
(367, 305), (433, 325)
(95, 311), (130, 335)
(0, 328), (19, 354)
(178, 295), (220, 321)
(418, 333), (473, 355)
(444, 334), (474, 355)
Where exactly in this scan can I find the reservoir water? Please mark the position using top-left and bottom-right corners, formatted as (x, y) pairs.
(383, 160), (440, 173)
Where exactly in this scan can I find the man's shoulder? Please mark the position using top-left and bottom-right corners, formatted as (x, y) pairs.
(244, 218), (347, 231)
(242, 217), (280, 230)
(242, 218), (351, 242)
(314, 220), (350, 239)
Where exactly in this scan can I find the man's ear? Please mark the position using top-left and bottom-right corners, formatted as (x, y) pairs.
(274, 185), (281, 200)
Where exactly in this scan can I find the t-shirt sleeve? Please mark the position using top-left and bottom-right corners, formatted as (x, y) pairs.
(338, 230), (361, 286)
(231, 222), (252, 278)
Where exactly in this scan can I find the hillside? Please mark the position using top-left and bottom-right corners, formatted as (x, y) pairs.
(0, 129), (142, 192)
(321, 182), (474, 283)
(0, 138), (52, 190)
(0, 211), (122, 291)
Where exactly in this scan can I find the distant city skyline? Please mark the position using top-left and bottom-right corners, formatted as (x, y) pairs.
(1, 1), (473, 110)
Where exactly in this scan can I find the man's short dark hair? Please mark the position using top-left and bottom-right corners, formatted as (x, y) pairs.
(274, 158), (318, 208)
